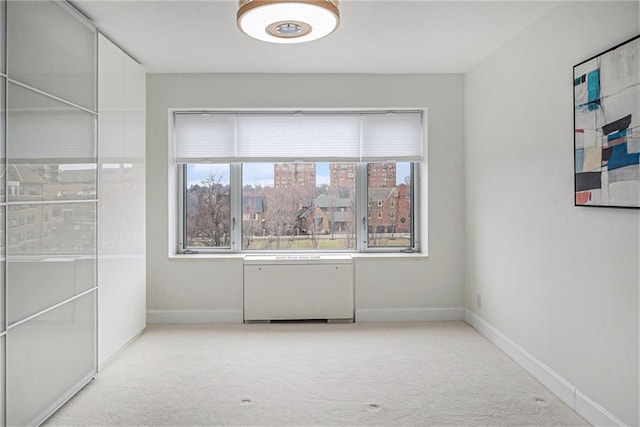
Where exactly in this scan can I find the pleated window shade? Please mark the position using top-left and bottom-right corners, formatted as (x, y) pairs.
(174, 111), (423, 163)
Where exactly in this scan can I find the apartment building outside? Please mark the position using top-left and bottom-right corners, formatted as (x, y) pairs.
(274, 163), (316, 189)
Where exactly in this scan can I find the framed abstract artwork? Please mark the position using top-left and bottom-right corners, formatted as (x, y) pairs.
(573, 34), (640, 208)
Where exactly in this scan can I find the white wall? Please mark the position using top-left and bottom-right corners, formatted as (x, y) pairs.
(146, 74), (465, 322)
(98, 34), (146, 367)
(465, 2), (639, 425)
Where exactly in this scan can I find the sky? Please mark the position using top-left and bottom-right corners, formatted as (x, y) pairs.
(187, 163), (410, 189)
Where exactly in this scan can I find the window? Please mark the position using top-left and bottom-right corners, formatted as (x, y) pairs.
(175, 111), (423, 253)
(242, 162), (356, 250)
(183, 164), (231, 249)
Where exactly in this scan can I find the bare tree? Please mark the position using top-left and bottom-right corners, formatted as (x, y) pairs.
(262, 185), (313, 249)
(344, 192), (355, 248)
(241, 196), (261, 249)
(186, 173), (230, 247)
(390, 188), (400, 240)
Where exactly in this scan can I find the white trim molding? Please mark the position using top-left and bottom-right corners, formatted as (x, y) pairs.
(147, 309), (243, 324)
(356, 307), (465, 322)
(575, 390), (627, 427)
(464, 309), (626, 427)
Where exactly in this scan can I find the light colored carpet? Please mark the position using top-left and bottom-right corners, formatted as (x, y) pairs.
(45, 322), (588, 426)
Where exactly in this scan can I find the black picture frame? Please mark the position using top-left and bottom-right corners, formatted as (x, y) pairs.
(573, 34), (640, 208)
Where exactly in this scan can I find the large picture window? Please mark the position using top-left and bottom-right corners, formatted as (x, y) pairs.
(175, 111), (423, 253)
(241, 162), (357, 251)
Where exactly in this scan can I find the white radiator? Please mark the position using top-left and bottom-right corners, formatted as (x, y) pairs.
(243, 255), (354, 321)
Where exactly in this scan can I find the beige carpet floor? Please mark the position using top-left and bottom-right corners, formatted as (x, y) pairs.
(45, 322), (589, 426)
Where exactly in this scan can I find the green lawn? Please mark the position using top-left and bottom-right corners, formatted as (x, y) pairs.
(245, 235), (410, 250)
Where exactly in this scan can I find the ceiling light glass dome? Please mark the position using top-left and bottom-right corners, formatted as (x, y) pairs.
(237, 0), (340, 44)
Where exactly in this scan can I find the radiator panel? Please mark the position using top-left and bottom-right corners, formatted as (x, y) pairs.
(243, 257), (354, 321)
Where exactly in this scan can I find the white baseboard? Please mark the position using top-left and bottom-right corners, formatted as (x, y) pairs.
(575, 389), (626, 427)
(147, 309), (243, 324)
(356, 307), (465, 322)
(464, 309), (625, 427)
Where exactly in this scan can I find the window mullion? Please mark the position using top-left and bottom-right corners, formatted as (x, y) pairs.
(178, 164), (187, 253)
(356, 162), (368, 252)
(411, 162), (419, 251)
(230, 163), (242, 252)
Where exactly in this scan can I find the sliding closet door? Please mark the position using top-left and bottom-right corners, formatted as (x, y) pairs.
(4, 1), (97, 425)
(97, 34), (146, 368)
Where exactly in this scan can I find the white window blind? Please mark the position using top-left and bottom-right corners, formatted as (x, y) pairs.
(360, 113), (425, 161)
(236, 114), (361, 161)
(174, 111), (423, 163)
(174, 113), (237, 162)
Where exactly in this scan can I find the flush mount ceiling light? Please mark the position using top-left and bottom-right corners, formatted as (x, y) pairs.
(237, 0), (340, 44)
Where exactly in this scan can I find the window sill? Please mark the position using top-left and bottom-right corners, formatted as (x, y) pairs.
(169, 252), (427, 261)
(350, 252), (427, 259)
(169, 253), (246, 261)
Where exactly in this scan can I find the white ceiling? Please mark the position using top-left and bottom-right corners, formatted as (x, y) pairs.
(72, 0), (563, 74)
